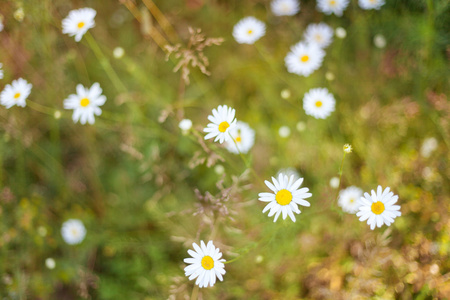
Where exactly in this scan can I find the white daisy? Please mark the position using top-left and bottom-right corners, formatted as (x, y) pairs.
(225, 121), (255, 154)
(356, 186), (401, 230)
(179, 119), (193, 132)
(285, 42), (325, 77)
(232, 17), (266, 44)
(317, 0), (349, 16)
(61, 219), (86, 245)
(271, 0), (300, 16)
(184, 240), (226, 288)
(0, 78), (32, 109)
(338, 186), (363, 214)
(0, 63), (3, 79)
(203, 105), (237, 144)
(63, 82), (106, 125)
(276, 168), (300, 181)
(303, 88), (336, 119)
(62, 8), (96, 42)
(258, 173), (312, 222)
(359, 0), (385, 10)
(304, 23), (334, 49)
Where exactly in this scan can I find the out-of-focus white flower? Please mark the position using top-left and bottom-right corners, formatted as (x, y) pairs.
(359, 0), (385, 10)
(356, 186), (401, 230)
(64, 82), (106, 125)
(296, 121), (306, 132)
(271, 0), (300, 16)
(14, 8), (24, 22)
(113, 47), (125, 59)
(203, 105), (237, 144)
(259, 173), (312, 222)
(304, 23), (334, 49)
(61, 219), (86, 245)
(214, 164), (225, 175)
(325, 71), (335, 81)
(54, 110), (62, 119)
(179, 119), (192, 132)
(330, 177), (340, 188)
(276, 168), (300, 181)
(45, 258), (56, 269)
(62, 8), (96, 42)
(285, 42), (325, 77)
(317, 0), (349, 16)
(184, 240), (226, 288)
(225, 121), (255, 154)
(335, 27), (347, 39)
(0, 63), (3, 79)
(343, 144), (352, 153)
(232, 17), (266, 44)
(338, 186), (363, 213)
(37, 226), (47, 237)
(278, 126), (291, 138)
(303, 88), (336, 119)
(281, 89), (291, 99)
(374, 34), (386, 48)
(0, 78), (32, 109)
(420, 137), (438, 158)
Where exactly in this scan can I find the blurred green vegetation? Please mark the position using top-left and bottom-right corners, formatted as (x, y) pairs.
(0, 0), (449, 299)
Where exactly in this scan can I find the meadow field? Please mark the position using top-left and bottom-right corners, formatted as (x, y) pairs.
(0, 0), (449, 299)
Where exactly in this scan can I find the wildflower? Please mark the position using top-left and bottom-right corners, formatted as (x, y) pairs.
(420, 137), (438, 158)
(374, 34), (386, 48)
(61, 219), (86, 245)
(184, 240), (226, 288)
(232, 17), (266, 44)
(296, 121), (306, 132)
(63, 82), (106, 125)
(329, 177), (340, 188)
(204, 105), (237, 144)
(225, 121), (255, 154)
(338, 186), (363, 213)
(271, 0), (300, 16)
(325, 71), (335, 81)
(276, 168), (300, 181)
(14, 8), (24, 22)
(285, 42), (325, 77)
(278, 126), (291, 138)
(317, 0), (349, 17)
(281, 89), (291, 99)
(0, 63), (3, 79)
(335, 27), (347, 39)
(359, 0), (385, 10)
(258, 173), (312, 222)
(343, 144), (352, 153)
(304, 23), (334, 49)
(62, 8), (96, 42)
(113, 47), (125, 59)
(356, 186), (401, 230)
(45, 258), (56, 269)
(303, 88), (336, 119)
(0, 78), (32, 109)
(179, 119), (193, 132)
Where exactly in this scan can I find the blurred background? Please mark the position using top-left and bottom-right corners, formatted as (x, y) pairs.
(0, 0), (449, 299)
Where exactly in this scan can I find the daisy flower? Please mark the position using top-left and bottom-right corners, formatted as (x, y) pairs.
(258, 173), (312, 222)
(338, 186), (363, 214)
(232, 17), (266, 44)
(204, 105), (237, 144)
(179, 118), (193, 132)
(0, 63), (3, 79)
(317, 0), (349, 16)
(359, 0), (385, 10)
(356, 186), (401, 230)
(63, 82), (106, 125)
(303, 88), (336, 119)
(304, 23), (334, 49)
(225, 121), (255, 154)
(184, 240), (226, 288)
(62, 8), (96, 42)
(271, 0), (300, 16)
(0, 78), (32, 109)
(61, 219), (86, 245)
(285, 42), (325, 77)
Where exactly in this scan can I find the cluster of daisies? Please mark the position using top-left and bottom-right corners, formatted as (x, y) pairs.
(0, 8), (105, 125)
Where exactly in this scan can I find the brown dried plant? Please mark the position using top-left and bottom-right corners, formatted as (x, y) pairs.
(165, 27), (224, 84)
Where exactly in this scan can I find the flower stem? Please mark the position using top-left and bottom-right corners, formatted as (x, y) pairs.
(190, 285), (199, 300)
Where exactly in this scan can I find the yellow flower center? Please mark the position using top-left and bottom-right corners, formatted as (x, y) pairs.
(80, 98), (90, 107)
(236, 136), (241, 142)
(349, 198), (354, 203)
(300, 55), (309, 62)
(315, 101), (323, 107)
(275, 189), (292, 206)
(371, 201), (385, 215)
(247, 29), (253, 35)
(330, 0), (336, 5)
(218, 121), (230, 133)
(14, 93), (21, 99)
(315, 35), (322, 41)
(201, 255), (214, 270)
(71, 228), (78, 236)
(77, 22), (85, 29)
